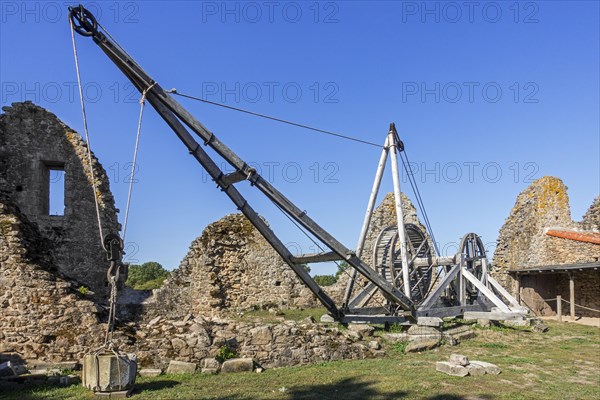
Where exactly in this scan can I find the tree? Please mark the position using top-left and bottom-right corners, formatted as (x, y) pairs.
(335, 261), (350, 280)
(125, 261), (170, 290)
(313, 274), (337, 286)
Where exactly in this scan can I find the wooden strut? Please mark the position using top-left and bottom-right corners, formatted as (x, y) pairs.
(70, 7), (414, 320)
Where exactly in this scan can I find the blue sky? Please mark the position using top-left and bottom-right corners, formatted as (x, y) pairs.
(1, 1), (598, 274)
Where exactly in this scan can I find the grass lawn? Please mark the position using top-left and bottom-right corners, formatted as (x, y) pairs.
(1, 320), (598, 400)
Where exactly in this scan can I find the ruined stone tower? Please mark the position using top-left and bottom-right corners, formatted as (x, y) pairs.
(0, 102), (120, 296)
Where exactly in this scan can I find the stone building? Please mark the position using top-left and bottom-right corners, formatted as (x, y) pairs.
(492, 177), (600, 318)
(0, 101), (120, 297)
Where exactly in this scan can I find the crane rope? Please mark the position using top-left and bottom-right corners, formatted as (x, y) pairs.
(169, 87), (438, 256)
(70, 17), (107, 251)
(167, 89), (383, 148)
(398, 147), (440, 256)
(71, 15), (152, 347)
(121, 83), (155, 243)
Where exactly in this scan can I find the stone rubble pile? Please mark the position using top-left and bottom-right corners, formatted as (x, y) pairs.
(436, 353), (501, 377)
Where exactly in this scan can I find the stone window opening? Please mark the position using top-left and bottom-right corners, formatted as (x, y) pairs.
(42, 162), (66, 216)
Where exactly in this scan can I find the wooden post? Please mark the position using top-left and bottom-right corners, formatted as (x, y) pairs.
(342, 135), (389, 307)
(389, 126), (411, 298)
(569, 273), (575, 321)
(557, 295), (562, 322)
(515, 274), (521, 304)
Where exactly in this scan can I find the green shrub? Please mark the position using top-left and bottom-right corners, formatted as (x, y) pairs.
(215, 345), (238, 363)
(392, 341), (409, 354)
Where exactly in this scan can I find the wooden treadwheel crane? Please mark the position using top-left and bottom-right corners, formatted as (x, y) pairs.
(68, 5), (527, 325)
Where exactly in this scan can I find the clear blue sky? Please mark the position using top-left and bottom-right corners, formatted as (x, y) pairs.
(1, 1), (598, 274)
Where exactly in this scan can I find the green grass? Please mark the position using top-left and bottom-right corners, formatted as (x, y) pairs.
(234, 307), (328, 324)
(479, 342), (508, 349)
(1, 320), (598, 400)
(390, 341), (409, 354)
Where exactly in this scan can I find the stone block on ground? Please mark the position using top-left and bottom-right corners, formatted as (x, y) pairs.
(466, 363), (486, 376)
(139, 369), (162, 377)
(201, 358), (220, 370)
(470, 361), (501, 375)
(417, 317), (443, 327)
(221, 358), (254, 373)
(477, 319), (492, 327)
(28, 361), (79, 372)
(449, 353), (469, 366)
(348, 323), (375, 337)
(503, 319), (529, 327)
(166, 360), (197, 374)
(436, 361), (469, 377)
(93, 389), (132, 398)
(368, 340), (381, 350)
(405, 339), (440, 353)
(407, 325), (442, 342)
(320, 314), (335, 323)
(453, 330), (476, 342)
(443, 325), (476, 343)
(446, 337), (459, 346)
(59, 375), (79, 386)
(443, 325), (472, 335)
(343, 330), (362, 340)
(383, 333), (409, 342)
(532, 320), (549, 333)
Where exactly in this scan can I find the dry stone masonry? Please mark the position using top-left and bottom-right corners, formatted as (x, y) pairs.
(143, 213), (318, 320)
(0, 102), (120, 297)
(0, 192), (105, 364)
(492, 176), (599, 316)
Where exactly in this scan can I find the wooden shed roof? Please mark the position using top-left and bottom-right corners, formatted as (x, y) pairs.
(508, 261), (600, 275)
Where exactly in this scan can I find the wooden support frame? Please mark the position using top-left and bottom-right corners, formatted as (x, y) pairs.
(73, 10), (415, 320)
(70, 6), (529, 323)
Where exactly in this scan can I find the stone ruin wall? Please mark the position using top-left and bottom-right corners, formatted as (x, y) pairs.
(492, 176), (600, 317)
(0, 192), (105, 364)
(139, 214), (319, 323)
(0, 102), (120, 298)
